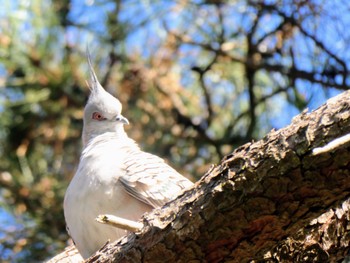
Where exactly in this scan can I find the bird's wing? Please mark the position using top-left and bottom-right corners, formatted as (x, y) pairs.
(120, 150), (193, 208)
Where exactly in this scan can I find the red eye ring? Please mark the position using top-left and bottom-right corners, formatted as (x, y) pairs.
(92, 112), (105, 121)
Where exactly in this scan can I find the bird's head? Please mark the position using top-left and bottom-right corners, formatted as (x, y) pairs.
(82, 52), (129, 146)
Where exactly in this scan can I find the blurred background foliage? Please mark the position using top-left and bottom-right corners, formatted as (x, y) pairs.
(0, 0), (349, 261)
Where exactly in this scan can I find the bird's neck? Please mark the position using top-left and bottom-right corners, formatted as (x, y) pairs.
(82, 124), (128, 149)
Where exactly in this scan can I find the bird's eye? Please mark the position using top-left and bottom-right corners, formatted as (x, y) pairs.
(92, 112), (106, 121)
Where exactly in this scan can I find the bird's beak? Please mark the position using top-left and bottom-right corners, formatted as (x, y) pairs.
(116, 115), (129, 125)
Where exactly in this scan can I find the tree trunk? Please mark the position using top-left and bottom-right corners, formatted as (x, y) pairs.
(50, 90), (350, 262)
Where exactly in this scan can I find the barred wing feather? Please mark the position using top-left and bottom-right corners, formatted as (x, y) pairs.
(120, 151), (193, 208)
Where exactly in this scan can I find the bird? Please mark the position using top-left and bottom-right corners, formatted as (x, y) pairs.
(63, 51), (193, 259)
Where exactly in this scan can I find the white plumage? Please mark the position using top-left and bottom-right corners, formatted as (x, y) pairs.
(63, 53), (193, 259)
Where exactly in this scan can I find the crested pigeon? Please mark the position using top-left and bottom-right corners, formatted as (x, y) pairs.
(63, 53), (193, 259)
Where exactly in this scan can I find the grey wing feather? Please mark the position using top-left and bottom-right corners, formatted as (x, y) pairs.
(120, 150), (193, 208)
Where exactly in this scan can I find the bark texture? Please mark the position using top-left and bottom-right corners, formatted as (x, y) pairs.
(52, 90), (350, 262)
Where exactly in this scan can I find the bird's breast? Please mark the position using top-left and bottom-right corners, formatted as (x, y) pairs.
(63, 140), (151, 258)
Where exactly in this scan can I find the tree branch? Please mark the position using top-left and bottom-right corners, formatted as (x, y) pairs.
(252, 1), (348, 86)
(49, 90), (350, 263)
(191, 53), (217, 127)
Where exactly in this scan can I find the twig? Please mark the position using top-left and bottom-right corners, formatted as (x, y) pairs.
(96, 214), (143, 232)
(312, 133), (350, 156)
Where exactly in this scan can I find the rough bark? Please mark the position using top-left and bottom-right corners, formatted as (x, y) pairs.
(50, 90), (350, 262)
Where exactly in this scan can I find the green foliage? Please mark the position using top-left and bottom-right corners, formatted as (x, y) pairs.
(0, 0), (349, 261)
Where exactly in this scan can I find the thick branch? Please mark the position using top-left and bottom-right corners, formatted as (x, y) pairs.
(259, 197), (350, 261)
(48, 90), (350, 263)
